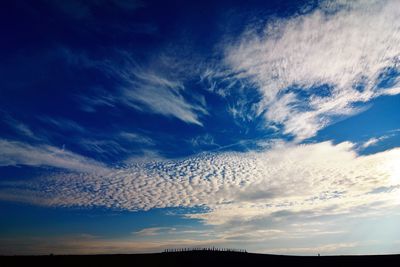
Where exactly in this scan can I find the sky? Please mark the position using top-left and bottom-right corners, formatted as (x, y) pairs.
(1, 0), (400, 255)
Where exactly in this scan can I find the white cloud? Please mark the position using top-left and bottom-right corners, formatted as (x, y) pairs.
(0, 139), (108, 174)
(78, 88), (117, 112)
(223, 0), (400, 141)
(1, 114), (40, 140)
(78, 138), (129, 158)
(190, 134), (219, 149)
(132, 227), (176, 237)
(360, 132), (396, 149)
(361, 138), (380, 148)
(383, 87), (400, 96)
(1, 141), (399, 226)
(78, 56), (208, 126)
(262, 242), (357, 255)
(119, 131), (154, 146)
(0, 234), (228, 255)
(118, 69), (208, 126)
(39, 116), (86, 133)
(122, 149), (165, 164)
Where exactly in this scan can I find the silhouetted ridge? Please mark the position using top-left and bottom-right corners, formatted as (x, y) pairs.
(163, 247), (247, 253)
(2, 252), (400, 267)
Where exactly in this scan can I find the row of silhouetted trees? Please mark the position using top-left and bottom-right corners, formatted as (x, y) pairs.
(164, 247), (247, 253)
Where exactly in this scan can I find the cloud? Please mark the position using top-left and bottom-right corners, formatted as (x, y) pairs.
(360, 131), (398, 149)
(132, 227), (176, 237)
(190, 134), (219, 149)
(75, 53), (208, 126)
(78, 88), (117, 112)
(119, 132), (154, 146)
(122, 149), (165, 164)
(1, 141), (399, 226)
(262, 242), (357, 255)
(79, 138), (129, 158)
(39, 116), (86, 133)
(361, 138), (381, 149)
(360, 135), (392, 149)
(1, 114), (40, 140)
(0, 234), (228, 255)
(222, 0), (400, 141)
(117, 69), (208, 126)
(1, 223), (396, 255)
(0, 139), (108, 174)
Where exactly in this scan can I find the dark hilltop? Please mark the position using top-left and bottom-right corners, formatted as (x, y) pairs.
(1, 250), (399, 267)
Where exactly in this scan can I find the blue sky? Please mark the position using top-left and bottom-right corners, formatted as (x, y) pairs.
(1, 0), (400, 255)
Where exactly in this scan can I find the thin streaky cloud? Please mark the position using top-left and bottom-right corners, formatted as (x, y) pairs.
(1, 114), (40, 140)
(72, 52), (208, 126)
(119, 131), (154, 146)
(0, 139), (108, 174)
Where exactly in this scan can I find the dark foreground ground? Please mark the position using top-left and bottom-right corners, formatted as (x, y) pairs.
(1, 251), (399, 267)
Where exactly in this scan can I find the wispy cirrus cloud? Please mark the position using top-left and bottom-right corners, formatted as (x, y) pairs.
(38, 116), (87, 133)
(359, 130), (400, 149)
(361, 136), (388, 149)
(72, 52), (208, 126)
(132, 227), (176, 237)
(115, 67), (208, 126)
(262, 242), (358, 255)
(190, 134), (219, 149)
(0, 233), (228, 255)
(1, 113), (40, 140)
(78, 88), (117, 112)
(0, 227), (388, 255)
(119, 131), (154, 146)
(0, 139), (108, 174)
(220, 0), (400, 141)
(78, 138), (129, 158)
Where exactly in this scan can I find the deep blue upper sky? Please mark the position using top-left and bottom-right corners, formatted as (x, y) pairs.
(1, 0), (313, 163)
(1, 0), (400, 255)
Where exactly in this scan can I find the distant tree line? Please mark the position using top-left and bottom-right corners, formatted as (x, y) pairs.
(163, 247), (247, 253)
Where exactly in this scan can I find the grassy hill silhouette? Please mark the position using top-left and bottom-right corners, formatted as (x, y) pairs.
(1, 250), (399, 267)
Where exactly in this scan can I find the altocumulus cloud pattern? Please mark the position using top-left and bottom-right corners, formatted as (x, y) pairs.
(1, 141), (399, 226)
